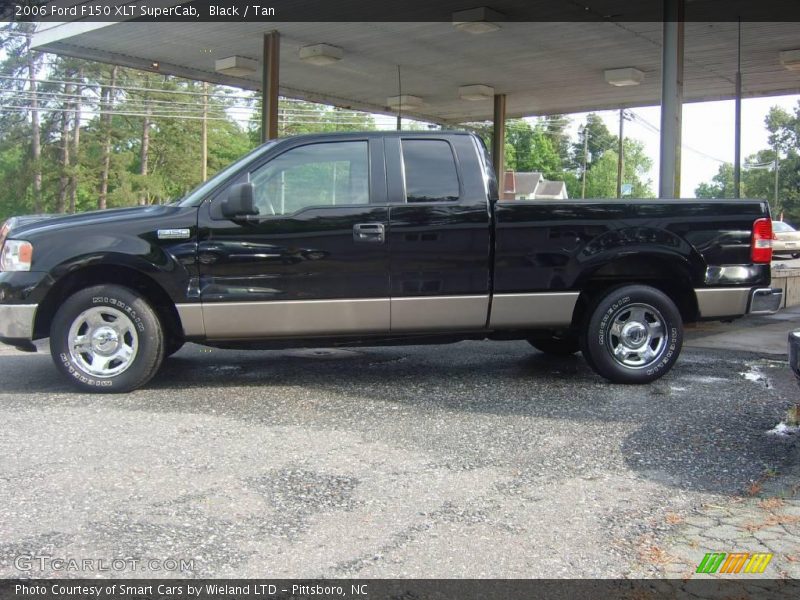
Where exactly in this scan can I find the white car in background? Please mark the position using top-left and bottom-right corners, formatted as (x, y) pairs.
(772, 221), (800, 259)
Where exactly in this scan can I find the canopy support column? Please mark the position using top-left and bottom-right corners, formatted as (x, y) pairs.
(658, 0), (685, 198)
(261, 30), (280, 143)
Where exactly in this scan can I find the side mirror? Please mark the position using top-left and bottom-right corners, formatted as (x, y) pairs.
(221, 182), (258, 218)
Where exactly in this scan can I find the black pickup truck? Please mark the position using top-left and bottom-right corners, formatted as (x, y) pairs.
(0, 131), (783, 392)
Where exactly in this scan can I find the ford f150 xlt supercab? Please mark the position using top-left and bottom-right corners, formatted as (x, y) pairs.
(0, 131), (784, 392)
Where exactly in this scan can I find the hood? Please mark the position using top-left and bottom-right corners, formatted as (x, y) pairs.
(5, 205), (180, 238)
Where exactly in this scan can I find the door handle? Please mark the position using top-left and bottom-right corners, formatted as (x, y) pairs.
(353, 223), (385, 244)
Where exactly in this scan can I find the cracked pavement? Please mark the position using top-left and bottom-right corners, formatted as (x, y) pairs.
(0, 337), (797, 579)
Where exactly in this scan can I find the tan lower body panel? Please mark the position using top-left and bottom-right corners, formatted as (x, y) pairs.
(201, 298), (390, 339)
(695, 287), (750, 318)
(489, 292), (580, 328)
(175, 304), (205, 337)
(181, 291), (585, 340)
(390, 295), (489, 331)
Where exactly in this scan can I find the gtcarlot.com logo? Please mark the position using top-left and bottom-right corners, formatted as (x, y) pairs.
(696, 552), (773, 574)
(14, 555), (195, 573)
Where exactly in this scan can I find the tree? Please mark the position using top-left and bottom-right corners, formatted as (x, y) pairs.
(98, 65), (118, 210)
(24, 26), (42, 213)
(695, 163), (736, 199)
(694, 101), (800, 222)
(0, 23), (44, 213)
(503, 119), (564, 179)
(248, 99), (376, 146)
(583, 140), (654, 198)
(572, 113), (616, 172)
(541, 114), (571, 166)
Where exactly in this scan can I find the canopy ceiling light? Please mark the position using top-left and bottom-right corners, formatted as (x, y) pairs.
(604, 67), (645, 87)
(299, 43), (343, 66)
(779, 49), (800, 71)
(215, 56), (258, 76)
(387, 95), (423, 110)
(458, 84), (495, 101)
(452, 7), (503, 34)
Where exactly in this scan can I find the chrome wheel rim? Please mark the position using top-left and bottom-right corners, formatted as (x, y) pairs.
(68, 307), (139, 378)
(607, 303), (667, 369)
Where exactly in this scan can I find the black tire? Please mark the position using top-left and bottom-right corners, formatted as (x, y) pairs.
(792, 252), (800, 259)
(528, 335), (579, 355)
(50, 285), (165, 393)
(580, 285), (683, 384)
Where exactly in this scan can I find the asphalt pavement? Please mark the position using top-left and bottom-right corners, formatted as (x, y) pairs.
(0, 318), (798, 578)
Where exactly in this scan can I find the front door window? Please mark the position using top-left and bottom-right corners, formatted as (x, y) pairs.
(250, 141), (369, 216)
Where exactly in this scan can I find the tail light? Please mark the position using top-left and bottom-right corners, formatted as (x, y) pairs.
(751, 218), (773, 264)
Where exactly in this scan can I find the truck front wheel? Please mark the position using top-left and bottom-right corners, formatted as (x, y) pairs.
(50, 285), (165, 393)
(581, 285), (683, 384)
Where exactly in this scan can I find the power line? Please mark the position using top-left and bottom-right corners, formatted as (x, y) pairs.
(0, 104), (235, 121)
(627, 109), (730, 164)
(0, 104), (386, 127)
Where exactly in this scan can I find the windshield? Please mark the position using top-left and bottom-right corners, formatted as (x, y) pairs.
(773, 221), (796, 233)
(177, 141), (278, 207)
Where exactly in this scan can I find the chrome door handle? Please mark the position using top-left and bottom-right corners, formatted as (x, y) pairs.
(353, 223), (385, 243)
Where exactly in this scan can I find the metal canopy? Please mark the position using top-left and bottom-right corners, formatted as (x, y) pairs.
(33, 20), (800, 123)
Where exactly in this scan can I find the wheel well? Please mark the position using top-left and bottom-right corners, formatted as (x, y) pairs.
(571, 255), (699, 329)
(34, 265), (183, 343)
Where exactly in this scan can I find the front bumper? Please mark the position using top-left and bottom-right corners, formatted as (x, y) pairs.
(748, 288), (783, 314)
(790, 330), (800, 383)
(0, 303), (37, 342)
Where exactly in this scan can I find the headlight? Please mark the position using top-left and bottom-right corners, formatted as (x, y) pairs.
(0, 240), (33, 272)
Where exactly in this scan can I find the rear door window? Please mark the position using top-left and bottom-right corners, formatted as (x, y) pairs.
(401, 139), (460, 203)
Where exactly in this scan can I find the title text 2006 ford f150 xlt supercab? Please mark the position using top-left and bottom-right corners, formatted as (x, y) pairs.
(0, 131), (784, 392)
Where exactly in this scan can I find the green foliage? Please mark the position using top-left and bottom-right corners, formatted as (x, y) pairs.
(458, 112), (655, 199)
(573, 113), (616, 172)
(583, 141), (654, 199)
(694, 101), (800, 222)
(504, 119), (562, 178)
(695, 163), (737, 199)
(0, 22), (378, 220)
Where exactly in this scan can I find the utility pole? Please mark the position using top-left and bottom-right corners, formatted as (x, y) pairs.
(617, 108), (625, 198)
(581, 127), (588, 199)
(733, 19), (742, 198)
(201, 81), (208, 181)
(774, 147), (780, 218)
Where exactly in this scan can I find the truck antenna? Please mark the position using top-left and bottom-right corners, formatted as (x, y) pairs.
(396, 65), (402, 131)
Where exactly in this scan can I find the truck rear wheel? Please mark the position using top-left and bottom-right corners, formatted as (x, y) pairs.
(580, 285), (683, 384)
(50, 285), (165, 393)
